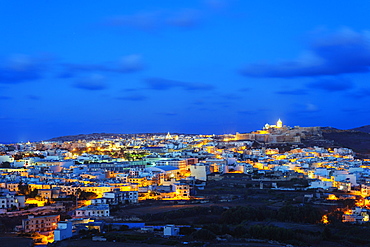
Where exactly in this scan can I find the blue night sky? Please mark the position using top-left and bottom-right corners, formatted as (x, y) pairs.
(1, 0), (370, 143)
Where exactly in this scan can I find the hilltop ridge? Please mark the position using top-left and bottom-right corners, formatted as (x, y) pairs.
(351, 125), (370, 134)
(42, 124), (370, 156)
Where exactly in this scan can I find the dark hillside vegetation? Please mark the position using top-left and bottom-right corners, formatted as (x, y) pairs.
(321, 127), (370, 154)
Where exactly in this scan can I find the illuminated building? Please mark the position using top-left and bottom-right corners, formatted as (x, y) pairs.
(75, 204), (110, 217)
(22, 215), (60, 233)
(0, 193), (20, 209)
(263, 119), (283, 130)
(91, 189), (138, 205)
(54, 221), (72, 242)
(155, 159), (187, 171)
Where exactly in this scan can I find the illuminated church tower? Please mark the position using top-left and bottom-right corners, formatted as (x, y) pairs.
(166, 132), (172, 139)
(276, 118), (283, 128)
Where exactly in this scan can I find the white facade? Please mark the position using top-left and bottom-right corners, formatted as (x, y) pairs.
(309, 180), (333, 189)
(0, 194), (19, 209)
(163, 224), (179, 236)
(75, 204), (110, 217)
(0, 155), (14, 163)
(190, 165), (207, 181)
(54, 221), (72, 241)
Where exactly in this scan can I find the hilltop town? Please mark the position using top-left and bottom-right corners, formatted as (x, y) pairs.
(1, 120), (370, 246)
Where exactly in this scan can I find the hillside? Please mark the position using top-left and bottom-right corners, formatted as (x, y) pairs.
(321, 127), (370, 155)
(47, 133), (130, 142)
(46, 132), (183, 142)
(351, 125), (370, 134)
(44, 126), (370, 155)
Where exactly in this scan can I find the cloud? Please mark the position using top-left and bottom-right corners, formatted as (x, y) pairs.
(27, 95), (41, 100)
(159, 112), (178, 116)
(122, 88), (142, 92)
(275, 89), (308, 95)
(193, 99), (206, 105)
(205, 0), (229, 10)
(341, 107), (370, 114)
(0, 54), (48, 84)
(238, 110), (257, 115)
(145, 77), (214, 91)
(73, 74), (107, 90)
(60, 54), (144, 78)
(305, 103), (319, 112)
(116, 94), (148, 101)
(218, 93), (242, 100)
(239, 87), (250, 92)
(306, 78), (353, 92)
(241, 28), (370, 78)
(102, 9), (202, 32)
(347, 88), (370, 98)
(0, 96), (11, 100)
(292, 103), (320, 114)
(238, 108), (269, 115)
(116, 54), (145, 73)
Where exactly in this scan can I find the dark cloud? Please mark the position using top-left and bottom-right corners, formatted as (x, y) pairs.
(238, 110), (257, 115)
(239, 87), (250, 92)
(27, 95), (41, 100)
(0, 54), (47, 84)
(116, 94), (148, 101)
(341, 107), (370, 114)
(73, 74), (107, 90)
(0, 115), (11, 121)
(159, 112), (178, 116)
(102, 9), (202, 32)
(205, 0), (229, 10)
(218, 93), (242, 100)
(275, 89), (308, 95)
(193, 99), (206, 105)
(241, 29), (370, 78)
(238, 108), (269, 115)
(145, 77), (214, 91)
(306, 78), (353, 92)
(347, 88), (370, 98)
(60, 55), (144, 78)
(122, 88), (142, 92)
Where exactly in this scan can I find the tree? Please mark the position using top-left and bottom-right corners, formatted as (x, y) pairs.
(0, 162), (11, 168)
(18, 182), (30, 195)
(327, 210), (343, 225)
(78, 191), (97, 200)
(28, 189), (39, 198)
(191, 229), (216, 241)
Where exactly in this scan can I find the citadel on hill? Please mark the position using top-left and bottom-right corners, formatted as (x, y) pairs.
(236, 119), (321, 143)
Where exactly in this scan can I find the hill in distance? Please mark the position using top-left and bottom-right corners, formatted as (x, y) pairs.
(45, 125), (370, 156)
(321, 126), (370, 155)
(46, 132), (185, 142)
(351, 125), (370, 134)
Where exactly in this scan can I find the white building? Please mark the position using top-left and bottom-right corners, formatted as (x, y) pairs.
(54, 221), (72, 241)
(91, 190), (138, 205)
(190, 164), (207, 181)
(0, 155), (14, 163)
(163, 224), (179, 236)
(0, 193), (19, 210)
(75, 204), (110, 217)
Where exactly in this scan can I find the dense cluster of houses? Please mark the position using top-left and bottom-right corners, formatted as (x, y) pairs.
(1, 123), (370, 242)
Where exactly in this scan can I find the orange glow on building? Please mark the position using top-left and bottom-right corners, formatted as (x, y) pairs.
(321, 215), (328, 224)
(33, 231), (54, 245)
(25, 198), (47, 207)
(327, 194), (339, 200)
